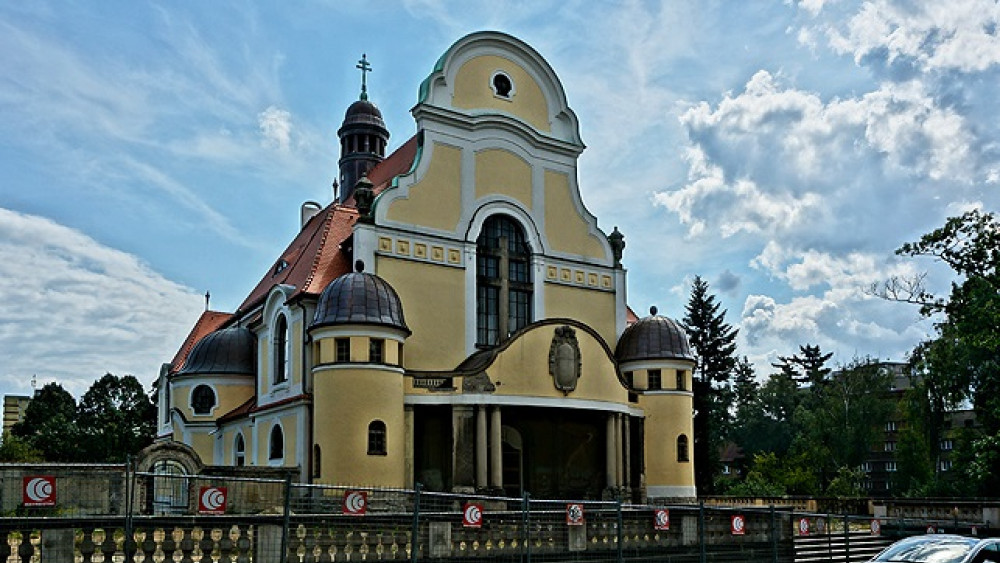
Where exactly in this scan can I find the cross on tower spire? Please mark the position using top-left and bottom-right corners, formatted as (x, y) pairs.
(357, 53), (372, 101)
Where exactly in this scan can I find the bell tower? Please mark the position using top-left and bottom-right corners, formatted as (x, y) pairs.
(337, 54), (390, 203)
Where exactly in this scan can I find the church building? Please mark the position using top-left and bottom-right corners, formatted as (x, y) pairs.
(157, 31), (696, 501)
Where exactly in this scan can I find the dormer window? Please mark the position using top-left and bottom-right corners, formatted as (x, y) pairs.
(273, 259), (289, 276)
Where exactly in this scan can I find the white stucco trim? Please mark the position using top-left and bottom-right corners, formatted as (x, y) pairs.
(309, 325), (409, 341)
(312, 364), (405, 375)
(646, 485), (697, 499)
(618, 360), (696, 373)
(405, 393), (644, 417)
(642, 390), (694, 398)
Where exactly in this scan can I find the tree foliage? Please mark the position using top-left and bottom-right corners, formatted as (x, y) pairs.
(11, 375), (156, 463)
(0, 432), (43, 462)
(889, 209), (1000, 494)
(77, 373), (157, 463)
(11, 382), (81, 462)
(682, 276), (739, 495)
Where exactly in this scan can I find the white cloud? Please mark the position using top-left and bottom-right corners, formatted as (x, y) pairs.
(258, 105), (293, 152)
(0, 208), (203, 397)
(827, 0), (1000, 73)
(655, 69), (977, 242)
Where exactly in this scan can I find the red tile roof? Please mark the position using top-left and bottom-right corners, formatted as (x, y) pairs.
(344, 134), (420, 205)
(237, 205), (358, 312)
(239, 135), (419, 313)
(171, 135), (419, 376)
(169, 310), (231, 374)
(217, 396), (255, 424)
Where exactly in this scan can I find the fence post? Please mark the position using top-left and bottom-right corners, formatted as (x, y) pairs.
(616, 499), (624, 563)
(699, 501), (706, 563)
(843, 511), (850, 563)
(827, 512), (833, 563)
(523, 492), (531, 563)
(279, 475), (293, 562)
(770, 504), (777, 563)
(411, 483), (422, 563)
(124, 456), (133, 561)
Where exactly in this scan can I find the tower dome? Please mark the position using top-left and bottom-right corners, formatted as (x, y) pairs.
(337, 53), (390, 203)
(177, 326), (256, 375)
(615, 307), (694, 363)
(312, 267), (409, 333)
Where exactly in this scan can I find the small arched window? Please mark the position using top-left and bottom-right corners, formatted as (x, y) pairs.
(191, 385), (216, 415)
(274, 314), (289, 384)
(677, 434), (690, 463)
(367, 420), (387, 455)
(235, 433), (246, 466)
(269, 424), (284, 461)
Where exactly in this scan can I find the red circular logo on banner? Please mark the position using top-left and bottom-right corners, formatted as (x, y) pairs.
(198, 486), (227, 515)
(798, 518), (810, 536)
(654, 509), (670, 531)
(342, 490), (368, 516)
(731, 515), (746, 535)
(23, 476), (56, 507)
(566, 503), (585, 526)
(463, 503), (484, 528)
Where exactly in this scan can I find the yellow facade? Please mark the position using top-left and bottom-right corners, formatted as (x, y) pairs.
(376, 256), (465, 371)
(543, 283), (617, 350)
(487, 324), (624, 403)
(475, 148), (532, 207)
(385, 143), (462, 230)
(161, 31), (697, 500)
(312, 366), (405, 487)
(170, 380), (253, 421)
(543, 171), (606, 259)
(452, 54), (550, 132)
(641, 393), (696, 490)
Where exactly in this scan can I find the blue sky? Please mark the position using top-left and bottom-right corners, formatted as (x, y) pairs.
(2, 0), (999, 399)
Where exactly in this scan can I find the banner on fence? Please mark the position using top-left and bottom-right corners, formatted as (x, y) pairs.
(463, 502), (483, 528)
(654, 508), (670, 531)
(870, 519), (881, 536)
(798, 517), (810, 536)
(23, 475), (56, 507)
(343, 490), (367, 516)
(566, 503), (585, 526)
(198, 486), (227, 515)
(732, 514), (746, 535)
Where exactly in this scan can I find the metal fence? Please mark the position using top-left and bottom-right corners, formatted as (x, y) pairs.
(0, 465), (994, 562)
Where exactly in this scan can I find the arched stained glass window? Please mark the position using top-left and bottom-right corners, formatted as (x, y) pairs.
(476, 215), (532, 346)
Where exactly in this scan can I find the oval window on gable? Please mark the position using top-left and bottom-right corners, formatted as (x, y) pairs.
(491, 71), (514, 99)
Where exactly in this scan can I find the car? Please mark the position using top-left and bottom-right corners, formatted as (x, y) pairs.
(870, 534), (1000, 563)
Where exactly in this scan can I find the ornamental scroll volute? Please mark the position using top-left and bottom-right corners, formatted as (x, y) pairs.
(549, 326), (581, 394)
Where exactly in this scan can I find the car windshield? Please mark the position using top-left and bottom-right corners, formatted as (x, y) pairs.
(873, 537), (979, 563)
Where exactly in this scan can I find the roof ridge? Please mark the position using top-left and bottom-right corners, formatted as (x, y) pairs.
(300, 206), (339, 296)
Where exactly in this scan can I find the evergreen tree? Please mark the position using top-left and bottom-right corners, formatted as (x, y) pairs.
(775, 344), (833, 388)
(682, 275), (739, 495)
(684, 276), (739, 385)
